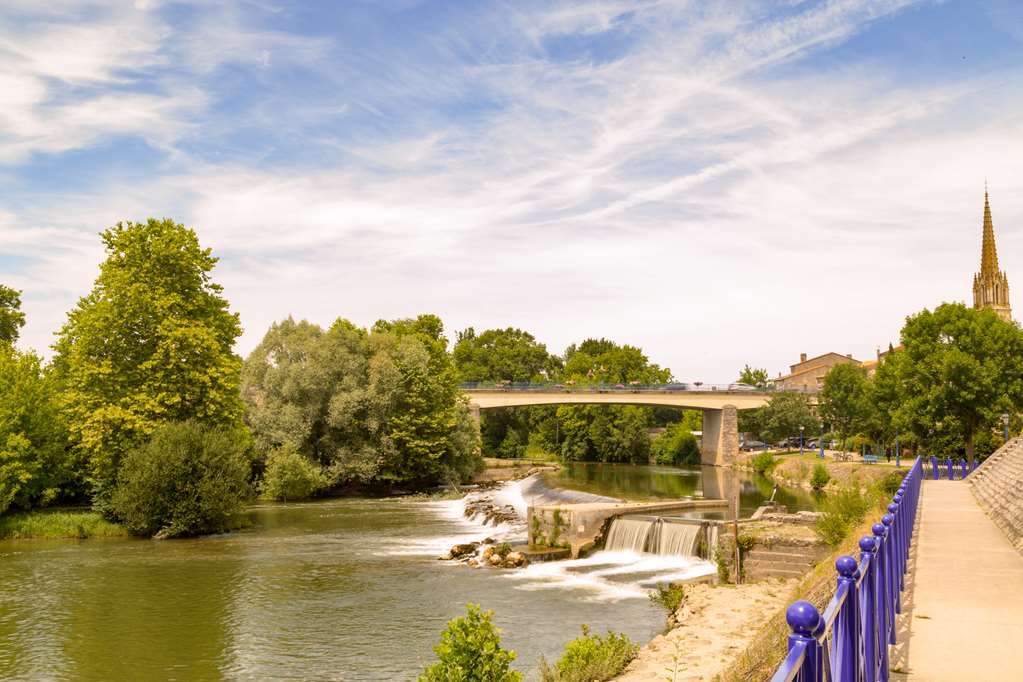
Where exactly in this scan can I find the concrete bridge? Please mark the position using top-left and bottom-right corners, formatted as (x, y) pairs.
(461, 386), (774, 466)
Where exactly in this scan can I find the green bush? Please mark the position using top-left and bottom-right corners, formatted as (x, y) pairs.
(751, 451), (775, 475)
(539, 625), (639, 682)
(419, 604), (521, 682)
(810, 463), (831, 491)
(260, 443), (330, 501)
(814, 487), (872, 546)
(649, 583), (686, 614)
(652, 423), (701, 466)
(111, 421), (251, 538)
(878, 471), (904, 497)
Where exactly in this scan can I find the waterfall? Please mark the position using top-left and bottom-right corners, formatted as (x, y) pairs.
(653, 523), (699, 557)
(604, 517), (706, 558)
(604, 518), (654, 552)
(705, 524), (719, 561)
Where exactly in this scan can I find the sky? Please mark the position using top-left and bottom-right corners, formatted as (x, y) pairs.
(2, 0), (1023, 382)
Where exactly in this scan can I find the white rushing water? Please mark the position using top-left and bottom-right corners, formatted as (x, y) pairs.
(409, 476), (717, 602)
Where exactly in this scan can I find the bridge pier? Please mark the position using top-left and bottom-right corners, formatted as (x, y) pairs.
(701, 405), (738, 467)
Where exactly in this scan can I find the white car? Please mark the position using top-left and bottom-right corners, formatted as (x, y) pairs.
(729, 383), (758, 391)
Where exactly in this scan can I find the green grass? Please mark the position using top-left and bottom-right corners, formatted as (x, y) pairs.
(0, 509), (127, 540)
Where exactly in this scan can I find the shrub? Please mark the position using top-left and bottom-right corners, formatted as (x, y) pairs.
(260, 443), (330, 501)
(810, 463), (831, 491)
(539, 625), (639, 682)
(419, 604), (521, 682)
(878, 471), (904, 497)
(650, 583), (686, 614)
(814, 487), (873, 546)
(652, 423), (701, 466)
(111, 421), (251, 538)
(751, 451), (775, 475)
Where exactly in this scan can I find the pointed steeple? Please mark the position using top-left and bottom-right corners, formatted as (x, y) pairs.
(973, 186), (1012, 322)
(980, 189), (1000, 276)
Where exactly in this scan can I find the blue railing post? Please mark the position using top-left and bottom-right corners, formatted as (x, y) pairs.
(872, 522), (890, 681)
(860, 535), (878, 682)
(881, 514), (897, 646)
(888, 501), (904, 598)
(959, 458), (967, 478)
(786, 601), (822, 681)
(945, 457), (953, 480)
(834, 556), (859, 681)
(930, 455), (939, 480)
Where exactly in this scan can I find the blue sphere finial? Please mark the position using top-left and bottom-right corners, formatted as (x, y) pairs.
(882, 514), (894, 526)
(835, 555), (858, 577)
(859, 536), (876, 552)
(888, 503), (899, 514)
(872, 523), (886, 537)
(786, 600), (820, 635)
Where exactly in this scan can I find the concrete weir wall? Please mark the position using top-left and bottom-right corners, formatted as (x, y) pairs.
(528, 499), (729, 557)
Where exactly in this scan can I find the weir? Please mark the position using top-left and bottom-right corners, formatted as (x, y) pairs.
(604, 516), (711, 559)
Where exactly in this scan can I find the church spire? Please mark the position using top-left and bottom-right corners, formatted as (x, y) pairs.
(980, 189), (1000, 276)
(973, 186), (1012, 322)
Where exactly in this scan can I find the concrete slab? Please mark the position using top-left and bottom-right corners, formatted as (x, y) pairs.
(894, 481), (1023, 681)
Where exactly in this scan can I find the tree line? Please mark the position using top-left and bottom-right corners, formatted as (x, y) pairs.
(740, 303), (1023, 466)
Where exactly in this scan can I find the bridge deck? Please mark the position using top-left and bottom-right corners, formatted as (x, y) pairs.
(462, 389), (770, 410)
(895, 480), (1023, 680)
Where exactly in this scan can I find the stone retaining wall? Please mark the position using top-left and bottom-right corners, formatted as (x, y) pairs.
(969, 436), (1023, 553)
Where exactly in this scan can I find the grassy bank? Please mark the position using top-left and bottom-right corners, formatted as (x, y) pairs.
(0, 509), (127, 540)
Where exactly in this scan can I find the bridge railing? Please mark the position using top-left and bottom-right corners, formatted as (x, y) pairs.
(458, 381), (816, 394)
(770, 456), (923, 682)
(927, 456), (977, 480)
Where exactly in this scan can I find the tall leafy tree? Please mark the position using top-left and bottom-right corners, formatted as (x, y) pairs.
(0, 346), (72, 514)
(818, 363), (869, 450)
(242, 315), (481, 486)
(898, 303), (1023, 465)
(453, 327), (560, 383)
(748, 392), (817, 444)
(556, 339), (671, 463)
(452, 327), (561, 457)
(738, 364), (769, 388)
(0, 284), (25, 345)
(53, 219), (245, 504)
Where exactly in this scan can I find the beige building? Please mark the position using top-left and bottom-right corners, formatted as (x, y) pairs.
(973, 190), (1012, 321)
(775, 352), (860, 391)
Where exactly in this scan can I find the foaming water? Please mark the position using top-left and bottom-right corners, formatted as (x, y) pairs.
(502, 550), (715, 602)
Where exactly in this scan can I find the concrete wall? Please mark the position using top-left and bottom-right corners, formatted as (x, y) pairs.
(970, 436), (1023, 553)
(527, 499), (729, 557)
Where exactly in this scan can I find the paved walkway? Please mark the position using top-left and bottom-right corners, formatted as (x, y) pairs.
(892, 480), (1023, 681)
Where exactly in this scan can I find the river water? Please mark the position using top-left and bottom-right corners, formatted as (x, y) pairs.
(0, 464), (814, 681)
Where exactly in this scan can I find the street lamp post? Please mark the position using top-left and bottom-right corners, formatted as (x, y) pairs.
(799, 425), (805, 457)
(819, 422), (825, 459)
(895, 430), (901, 468)
(1003, 413), (1010, 442)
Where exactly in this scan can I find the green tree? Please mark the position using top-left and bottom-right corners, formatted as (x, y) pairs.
(818, 364), (869, 451)
(242, 315), (481, 487)
(651, 422), (701, 466)
(754, 392), (817, 444)
(0, 284), (25, 345)
(453, 327), (561, 383)
(898, 303), (1023, 465)
(555, 339), (670, 463)
(111, 420), (251, 538)
(260, 443), (330, 501)
(738, 364), (769, 388)
(419, 604), (521, 682)
(0, 346), (72, 514)
(53, 219), (245, 507)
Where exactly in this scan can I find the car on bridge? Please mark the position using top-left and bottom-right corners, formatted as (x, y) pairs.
(728, 383), (758, 391)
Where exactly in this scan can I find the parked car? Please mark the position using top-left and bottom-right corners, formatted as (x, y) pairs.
(741, 440), (767, 451)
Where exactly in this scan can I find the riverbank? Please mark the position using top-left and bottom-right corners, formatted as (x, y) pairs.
(614, 580), (796, 681)
(0, 509), (127, 539)
(738, 450), (899, 493)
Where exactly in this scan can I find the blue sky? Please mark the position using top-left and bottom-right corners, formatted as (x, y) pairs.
(2, 0), (1023, 380)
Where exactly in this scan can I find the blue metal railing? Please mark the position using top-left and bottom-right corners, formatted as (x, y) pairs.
(770, 456), (923, 682)
(927, 456), (978, 480)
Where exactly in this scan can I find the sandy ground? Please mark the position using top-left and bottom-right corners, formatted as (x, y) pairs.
(615, 579), (796, 682)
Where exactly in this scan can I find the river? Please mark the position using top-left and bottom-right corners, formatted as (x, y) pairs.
(0, 464), (814, 681)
